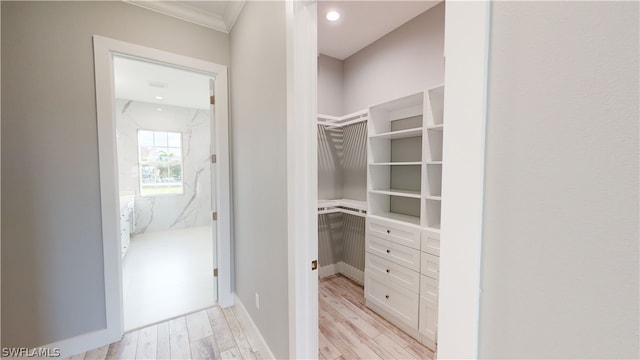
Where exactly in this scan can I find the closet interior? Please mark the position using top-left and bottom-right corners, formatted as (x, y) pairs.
(317, 1), (445, 358)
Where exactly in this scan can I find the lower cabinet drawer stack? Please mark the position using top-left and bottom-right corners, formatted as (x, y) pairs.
(364, 217), (440, 350)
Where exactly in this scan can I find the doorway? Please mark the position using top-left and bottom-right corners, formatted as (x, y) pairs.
(93, 35), (232, 342)
(113, 55), (217, 330)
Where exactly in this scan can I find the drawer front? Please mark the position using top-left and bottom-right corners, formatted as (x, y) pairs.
(367, 235), (421, 272)
(366, 253), (420, 293)
(418, 295), (438, 345)
(365, 272), (419, 329)
(421, 252), (440, 280)
(421, 229), (440, 256)
(367, 217), (421, 250)
(420, 275), (439, 302)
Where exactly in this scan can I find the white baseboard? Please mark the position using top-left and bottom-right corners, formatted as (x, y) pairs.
(40, 328), (118, 359)
(337, 262), (364, 286)
(232, 294), (275, 360)
(319, 262), (364, 286)
(318, 263), (338, 278)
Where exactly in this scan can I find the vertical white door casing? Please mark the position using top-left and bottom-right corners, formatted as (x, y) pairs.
(286, 0), (319, 358)
(93, 35), (232, 344)
(438, 1), (491, 359)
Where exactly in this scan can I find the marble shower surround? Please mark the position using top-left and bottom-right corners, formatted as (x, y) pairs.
(116, 99), (211, 233)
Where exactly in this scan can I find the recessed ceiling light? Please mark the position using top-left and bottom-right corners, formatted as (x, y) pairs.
(326, 11), (340, 22)
(155, 96), (164, 100)
(156, 108), (163, 111)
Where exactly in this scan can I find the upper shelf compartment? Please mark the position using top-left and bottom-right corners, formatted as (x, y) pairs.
(368, 92), (423, 135)
(426, 85), (444, 127)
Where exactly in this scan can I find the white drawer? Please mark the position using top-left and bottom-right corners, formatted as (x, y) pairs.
(421, 252), (439, 280)
(365, 272), (419, 329)
(420, 275), (438, 302)
(418, 295), (438, 349)
(367, 235), (421, 272)
(366, 253), (420, 294)
(367, 217), (421, 250)
(421, 229), (440, 256)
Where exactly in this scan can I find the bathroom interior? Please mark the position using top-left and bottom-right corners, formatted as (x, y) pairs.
(114, 56), (217, 331)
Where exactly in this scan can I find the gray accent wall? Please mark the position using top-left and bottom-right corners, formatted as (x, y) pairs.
(480, 2), (639, 358)
(229, 2), (289, 358)
(342, 2), (445, 114)
(318, 54), (344, 116)
(1, 1), (229, 348)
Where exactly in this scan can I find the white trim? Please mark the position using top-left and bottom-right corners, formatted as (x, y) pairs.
(286, 1), (318, 358)
(437, 1), (491, 358)
(122, 1), (245, 34)
(318, 262), (364, 286)
(318, 263), (338, 279)
(93, 35), (233, 346)
(223, 1), (246, 31)
(233, 294), (276, 360)
(337, 262), (364, 285)
(41, 329), (110, 359)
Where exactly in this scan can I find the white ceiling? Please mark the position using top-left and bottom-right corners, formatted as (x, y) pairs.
(114, 56), (212, 110)
(318, 1), (441, 60)
(123, 1), (441, 60)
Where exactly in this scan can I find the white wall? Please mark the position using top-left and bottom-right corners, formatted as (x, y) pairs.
(1, 1), (229, 348)
(115, 99), (211, 233)
(342, 2), (444, 113)
(318, 54), (343, 116)
(479, 2), (639, 358)
(229, 2), (289, 358)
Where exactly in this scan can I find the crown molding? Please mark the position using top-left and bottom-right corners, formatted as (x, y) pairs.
(223, 0), (245, 31)
(124, 1), (245, 33)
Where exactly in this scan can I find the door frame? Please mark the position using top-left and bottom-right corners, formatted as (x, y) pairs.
(288, 1), (491, 358)
(93, 35), (232, 343)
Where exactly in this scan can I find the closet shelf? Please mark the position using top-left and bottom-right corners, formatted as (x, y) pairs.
(317, 110), (368, 129)
(426, 161), (442, 165)
(426, 124), (443, 131)
(369, 127), (422, 140)
(318, 198), (367, 218)
(369, 212), (421, 226)
(425, 195), (442, 201)
(369, 162), (421, 166)
(369, 189), (421, 199)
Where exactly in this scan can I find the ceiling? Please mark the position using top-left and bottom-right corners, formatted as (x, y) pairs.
(123, 1), (441, 60)
(318, 1), (441, 60)
(114, 56), (212, 110)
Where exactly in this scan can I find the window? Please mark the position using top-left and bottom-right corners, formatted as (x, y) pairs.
(138, 130), (183, 196)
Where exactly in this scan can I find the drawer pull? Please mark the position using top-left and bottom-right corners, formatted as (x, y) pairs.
(386, 249), (390, 254)
(385, 295), (389, 299)
(386, 229), (391, 234)
(386, 269), (390, 273)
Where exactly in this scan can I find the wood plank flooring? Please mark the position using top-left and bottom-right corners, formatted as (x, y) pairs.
(69, 274), (433, 360)
(65, 306), (261, 360)
(319, 275), (435, 360)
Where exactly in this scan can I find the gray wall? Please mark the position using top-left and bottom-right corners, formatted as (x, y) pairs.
(342, 2), (445, 113)
(480, 2), (639, 358)
(1, 1), (229, 348)
(318, 54), (343, 116)
(229, 2), (289, 358)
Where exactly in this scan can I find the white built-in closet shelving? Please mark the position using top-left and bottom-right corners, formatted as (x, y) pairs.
(317, 109), (369, 217)
(364, 84), (444, 351)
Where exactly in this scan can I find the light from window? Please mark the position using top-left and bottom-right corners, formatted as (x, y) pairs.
(138, 130), (184, 196)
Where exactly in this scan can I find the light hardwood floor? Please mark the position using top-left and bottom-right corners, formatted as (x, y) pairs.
(70, 274), (433, 360)
(66, 306), (261, 360)
(319, 275), (435, 360)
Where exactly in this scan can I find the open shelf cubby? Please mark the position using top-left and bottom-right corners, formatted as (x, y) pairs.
(427, 85), (444, 127)
(425, 198), (442, 230)
(425, 164), (442, 197)
(426, 129), (443, 162)
(369, 192), (421, 226)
